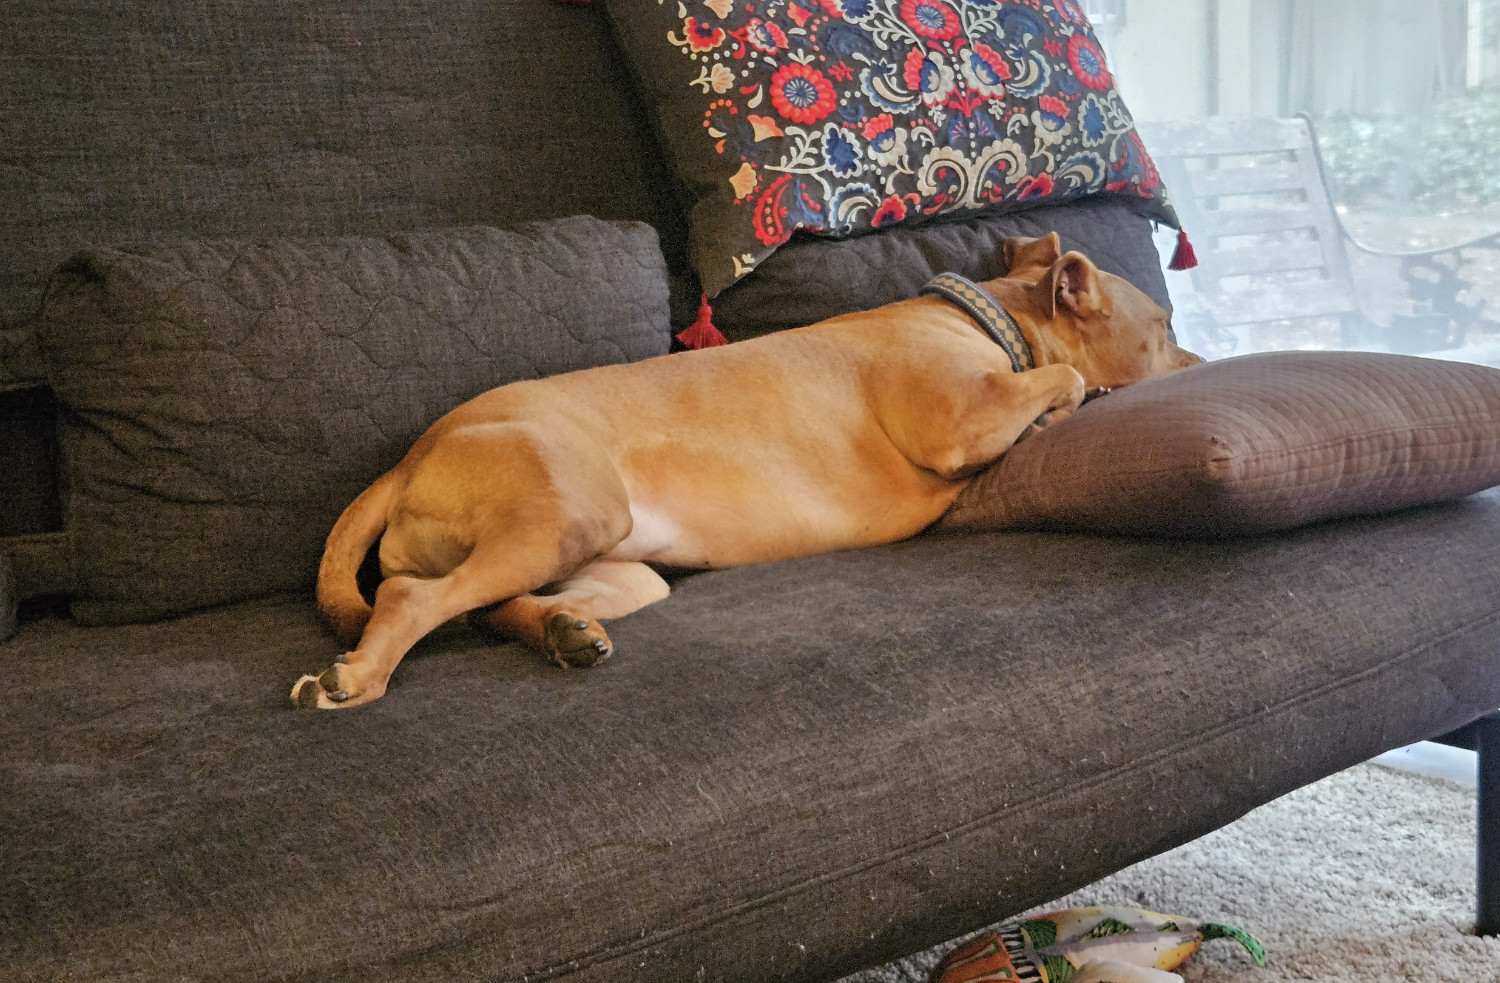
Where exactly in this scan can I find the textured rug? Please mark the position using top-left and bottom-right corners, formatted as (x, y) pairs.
(841, 763), (1499, 982)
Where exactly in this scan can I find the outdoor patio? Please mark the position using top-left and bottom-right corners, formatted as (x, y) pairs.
(1156, 207), (1500, 366)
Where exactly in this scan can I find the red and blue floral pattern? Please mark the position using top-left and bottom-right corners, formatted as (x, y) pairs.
(649, 0), (1176, 294)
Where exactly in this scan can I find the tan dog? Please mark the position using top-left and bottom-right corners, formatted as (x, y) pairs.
(293, 234), (1200, 708)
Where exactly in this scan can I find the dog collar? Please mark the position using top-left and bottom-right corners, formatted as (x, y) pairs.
(920, 273), (1035, 374)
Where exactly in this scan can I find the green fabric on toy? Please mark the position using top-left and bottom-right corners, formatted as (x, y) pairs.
(930, 905), (1266, 983)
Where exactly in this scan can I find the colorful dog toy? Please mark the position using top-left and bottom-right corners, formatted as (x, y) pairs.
(930, 905), (1266, 983)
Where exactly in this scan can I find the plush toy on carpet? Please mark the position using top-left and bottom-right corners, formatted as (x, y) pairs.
(929, 905), (1266, 983)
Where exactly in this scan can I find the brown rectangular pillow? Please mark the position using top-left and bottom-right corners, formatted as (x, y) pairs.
(939, 351), (1500, 538)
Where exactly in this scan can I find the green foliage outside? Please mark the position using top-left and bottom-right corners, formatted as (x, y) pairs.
(1313, 88), (1500, 211)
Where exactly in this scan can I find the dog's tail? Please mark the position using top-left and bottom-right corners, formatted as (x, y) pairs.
(317, 469), (399, 648)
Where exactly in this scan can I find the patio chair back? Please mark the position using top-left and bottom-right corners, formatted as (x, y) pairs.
(1137, 116), (1370, 352)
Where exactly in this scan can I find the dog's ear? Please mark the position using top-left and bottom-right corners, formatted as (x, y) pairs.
(1003, 232), (1062, 274)
(1034, 251), (1103, 320)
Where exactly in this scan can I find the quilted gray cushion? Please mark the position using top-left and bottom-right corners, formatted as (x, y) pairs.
(38, 217), (671, 625)
(709, 198), (1172, 343)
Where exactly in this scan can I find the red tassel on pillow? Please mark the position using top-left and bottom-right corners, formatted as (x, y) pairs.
(1169, 228), (1199, 271)
(676, 294), (730, 349)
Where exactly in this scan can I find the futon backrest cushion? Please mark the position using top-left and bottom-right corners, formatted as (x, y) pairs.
(0, 0), (673, 389)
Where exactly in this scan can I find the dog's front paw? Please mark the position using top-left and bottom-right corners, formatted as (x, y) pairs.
(544, 613), (613, 668)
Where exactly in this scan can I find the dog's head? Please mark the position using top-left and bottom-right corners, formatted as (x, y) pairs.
(995, 243), (1202, 388)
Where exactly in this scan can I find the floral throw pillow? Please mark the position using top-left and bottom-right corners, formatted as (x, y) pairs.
(602, 0), (1179, 296)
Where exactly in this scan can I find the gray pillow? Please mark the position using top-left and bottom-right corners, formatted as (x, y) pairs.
(38, 217), (671, 625)
(709, 197), (1172, 342)
(940, 351), (1500, 538)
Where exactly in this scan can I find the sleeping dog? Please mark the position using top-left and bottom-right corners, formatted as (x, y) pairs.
(294, 234), (1200, 708)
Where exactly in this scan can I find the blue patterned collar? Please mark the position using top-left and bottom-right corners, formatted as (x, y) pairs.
(919, 273), (1035, 374)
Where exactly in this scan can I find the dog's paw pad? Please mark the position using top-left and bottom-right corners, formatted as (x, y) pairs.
(545, 613), (613, 668)
(290, 661), (363, 709)
(292, 675), (323, 709)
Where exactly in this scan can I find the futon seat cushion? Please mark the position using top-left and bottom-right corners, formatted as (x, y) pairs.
(5, 492), (1500, 982)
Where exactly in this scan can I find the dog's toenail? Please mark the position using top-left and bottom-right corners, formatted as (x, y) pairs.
(575, 619), (588, 630)
(326, 690), (348, 702)
(334, 654), (350, 664)
(594, 640), (607, 650)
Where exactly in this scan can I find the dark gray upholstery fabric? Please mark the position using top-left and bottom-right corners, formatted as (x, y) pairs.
(710, 198), (1173, 343)
(0, 386), (60, 536)
(5, 495), (1500, 982)
(0, 0), (693, 543)
(0, 0), (1174, 537)
(0, 0), (680, 389)
(38, 219), (671, 625)
(0, 549), (13, 643)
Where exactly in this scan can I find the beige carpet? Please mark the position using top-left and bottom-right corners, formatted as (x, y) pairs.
(842, 763), (1500, 982)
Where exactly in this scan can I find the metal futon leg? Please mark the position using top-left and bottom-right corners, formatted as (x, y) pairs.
(1479, 711), (1500, 937)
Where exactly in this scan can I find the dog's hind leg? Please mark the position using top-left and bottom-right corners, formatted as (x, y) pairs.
(471, 559), (670, 667)
(292, 536), (578, 710)
(294, 570), (493, 709)
(292, 425), (635, 709)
